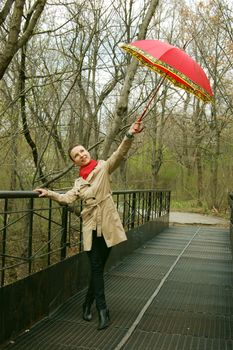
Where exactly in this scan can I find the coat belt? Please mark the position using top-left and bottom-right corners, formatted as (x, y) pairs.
(84, 193), (112, 237)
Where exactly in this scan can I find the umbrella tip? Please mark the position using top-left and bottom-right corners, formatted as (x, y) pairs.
(118, 42), (125, 48)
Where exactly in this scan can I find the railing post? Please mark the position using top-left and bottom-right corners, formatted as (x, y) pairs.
(142, 192), (145, 224)
(131, 192), (136, 229)
(167, 191), (171, 214)
(137, 192), (141, 225)
(147, 192), (152, 221)
(60, 205), (68, 260)
(28, 198), (34, 274)
(123, 193), (126, 227)
(228, 193), (233, 255)
(1, 198), (8, 286)
(47, 199), (52, 266)
(159, 191), (163, 217)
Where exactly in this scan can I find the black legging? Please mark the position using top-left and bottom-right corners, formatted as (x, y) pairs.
(85, 231), (111, 310)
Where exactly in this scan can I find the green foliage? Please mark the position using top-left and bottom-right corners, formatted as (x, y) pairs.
(171, 199), (208, 213)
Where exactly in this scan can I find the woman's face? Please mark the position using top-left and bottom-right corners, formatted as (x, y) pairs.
(69, 145), (91, 166)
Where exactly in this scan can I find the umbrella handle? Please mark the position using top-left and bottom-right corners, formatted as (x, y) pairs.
(138, 75), (166, 121)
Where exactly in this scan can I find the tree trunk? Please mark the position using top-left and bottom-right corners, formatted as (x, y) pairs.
(194, 100), (203, 206)
(19, 45), (45, 185)
(211, 130), (220, 210)
(0, 0), (47, 80)
(10, 112), (19, 190)
(101, 0), (160, 159)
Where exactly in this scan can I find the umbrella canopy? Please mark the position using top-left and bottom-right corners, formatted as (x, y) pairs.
(119, 40), (213, 103)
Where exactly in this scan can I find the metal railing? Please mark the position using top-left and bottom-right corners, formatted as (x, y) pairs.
(0, 189), (170, 287)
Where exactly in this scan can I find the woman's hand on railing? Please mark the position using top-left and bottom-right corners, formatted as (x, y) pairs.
(33, 188), (49, 197)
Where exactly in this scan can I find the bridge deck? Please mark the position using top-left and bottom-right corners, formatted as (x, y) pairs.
(3, 225), (233, 350)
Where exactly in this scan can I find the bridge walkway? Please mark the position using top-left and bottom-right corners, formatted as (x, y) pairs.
(3, 225), (233, 350)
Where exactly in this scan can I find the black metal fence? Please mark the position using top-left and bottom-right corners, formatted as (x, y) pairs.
(0, 189), (170, 287)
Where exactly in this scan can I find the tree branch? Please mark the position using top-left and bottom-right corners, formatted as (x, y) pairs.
(0, 0), (15, 26)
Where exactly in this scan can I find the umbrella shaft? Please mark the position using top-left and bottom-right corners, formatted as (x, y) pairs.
(139, 75), (166, 121)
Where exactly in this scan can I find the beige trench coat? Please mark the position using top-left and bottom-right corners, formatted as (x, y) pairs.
(47, 136), (133, 251)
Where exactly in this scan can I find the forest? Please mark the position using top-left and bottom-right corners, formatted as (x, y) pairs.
(0, 0), (232, 214)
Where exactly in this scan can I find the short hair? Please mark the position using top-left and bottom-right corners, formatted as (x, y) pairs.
(68, 143), (81, 161)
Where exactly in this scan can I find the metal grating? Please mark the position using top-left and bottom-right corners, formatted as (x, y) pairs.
(3, 318), (126, 350)
(150, 280), (233, 314)
(110, 254), (176, 279)
(3, 225), (233, 350)
(168, 258), (233, 286)
(122, 330), (233, 350)
(137, 309), (233, 338)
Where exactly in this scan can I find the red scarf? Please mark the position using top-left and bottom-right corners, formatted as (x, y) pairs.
(79, 159), (98, 179)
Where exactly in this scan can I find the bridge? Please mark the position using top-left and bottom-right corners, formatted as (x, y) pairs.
(0, 190), (232, 350)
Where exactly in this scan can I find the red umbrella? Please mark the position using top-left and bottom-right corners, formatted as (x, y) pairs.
(119, 40), (213, 119)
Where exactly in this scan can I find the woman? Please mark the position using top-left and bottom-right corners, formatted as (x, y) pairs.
(34, 118), (143, 330)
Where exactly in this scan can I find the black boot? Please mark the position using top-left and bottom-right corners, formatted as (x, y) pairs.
(97, 308), (110, 330)
(82, 303), (92, 321)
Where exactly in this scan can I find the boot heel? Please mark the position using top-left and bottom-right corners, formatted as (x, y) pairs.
(97, 308), (110, 330)
(82, 303), (92, 321)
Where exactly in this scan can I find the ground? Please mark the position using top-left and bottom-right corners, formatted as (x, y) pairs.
(169, 211), (229, 227)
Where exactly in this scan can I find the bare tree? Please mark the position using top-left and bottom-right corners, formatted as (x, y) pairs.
(101, 0), (160, 159)
(0, 0), (47, 79)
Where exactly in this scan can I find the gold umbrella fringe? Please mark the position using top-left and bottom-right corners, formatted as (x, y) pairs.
(121, 44), (213, 103)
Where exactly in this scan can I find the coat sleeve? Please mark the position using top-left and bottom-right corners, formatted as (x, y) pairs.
(47, 188), (78, 204)
(106, 136), (133, 174)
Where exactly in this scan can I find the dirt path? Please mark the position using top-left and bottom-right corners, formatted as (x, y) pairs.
(170, 211), (229, 227)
